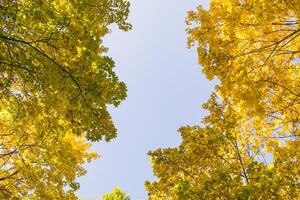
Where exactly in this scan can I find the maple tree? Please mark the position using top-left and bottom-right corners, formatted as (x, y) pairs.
(0, 0), (130, 198)
(146, 0), (300, 199)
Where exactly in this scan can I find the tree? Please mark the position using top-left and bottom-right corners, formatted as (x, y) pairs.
(0, 0), (130, 198)
(102, 188), (130, 200)
(186, 0), (299, 139)
(146, 0), (300, 199)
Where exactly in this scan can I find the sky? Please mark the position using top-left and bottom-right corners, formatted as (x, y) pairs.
(77, 1), (212, 199)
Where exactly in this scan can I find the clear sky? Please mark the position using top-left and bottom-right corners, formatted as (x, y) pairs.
(77, 1), (212, 199)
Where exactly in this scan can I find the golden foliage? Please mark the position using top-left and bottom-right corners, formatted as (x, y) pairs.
(147, 1), (300, 199)
(0, 0), (130, 198)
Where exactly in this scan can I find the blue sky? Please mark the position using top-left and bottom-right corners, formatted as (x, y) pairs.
(77, 1), (212, 199)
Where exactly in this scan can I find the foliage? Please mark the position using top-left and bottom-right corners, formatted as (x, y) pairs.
(146, 0), (300, 199)
(102, 188), (130, 200)
(0, 0), (130, 198)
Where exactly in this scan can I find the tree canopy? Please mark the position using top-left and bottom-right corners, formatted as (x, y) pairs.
(0, 0), (130, 198)
(2, 0), (300, 199)
(146, 0), (300, 199)
(102, 188), (130, 200)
